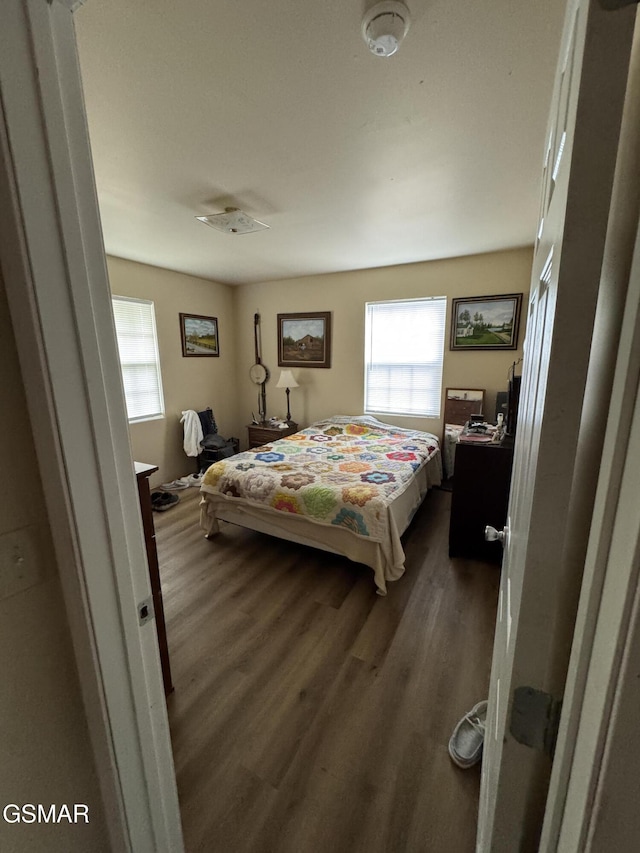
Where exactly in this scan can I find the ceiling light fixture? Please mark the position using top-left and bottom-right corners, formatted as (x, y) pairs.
(195, 207), (270, 235)
(361, 1), (411, 58)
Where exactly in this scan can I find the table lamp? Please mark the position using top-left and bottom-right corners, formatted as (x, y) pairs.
(276, 370), (299, 422)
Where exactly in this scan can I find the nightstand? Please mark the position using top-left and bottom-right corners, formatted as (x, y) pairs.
(247, 421), (298, 448)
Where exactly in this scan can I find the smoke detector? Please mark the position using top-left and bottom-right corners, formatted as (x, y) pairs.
(362, 1), (411, 58)
(195, 207), (270, 235)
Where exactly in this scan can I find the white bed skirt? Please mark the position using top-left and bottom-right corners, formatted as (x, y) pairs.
(200, 452), (442, 594)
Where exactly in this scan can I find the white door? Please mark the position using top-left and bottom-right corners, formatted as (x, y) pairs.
(478, 1), (636, 850)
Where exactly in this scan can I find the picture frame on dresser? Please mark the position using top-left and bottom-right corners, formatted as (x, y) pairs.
(442, 388), (486, 481)
(444, 388), (485, 425)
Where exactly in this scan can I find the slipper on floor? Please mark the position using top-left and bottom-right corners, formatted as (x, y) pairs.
(448, 700), (488, 768)
(151, 492), (180, 512)
(160, 478), (190, 490)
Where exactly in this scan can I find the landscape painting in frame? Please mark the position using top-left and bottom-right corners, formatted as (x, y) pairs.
(450, 293), (523, 351)
(277, 311), (332, 368)
(180, 313), (219, 357)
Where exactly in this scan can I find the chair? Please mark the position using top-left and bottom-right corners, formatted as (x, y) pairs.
(196, 408), (239, 472)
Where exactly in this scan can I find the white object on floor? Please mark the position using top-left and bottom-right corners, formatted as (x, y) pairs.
(185, 473), (203, 487)
(180, 410), (204, 457)
(161, 478), (190, 491)
(448, 699), (488, 769)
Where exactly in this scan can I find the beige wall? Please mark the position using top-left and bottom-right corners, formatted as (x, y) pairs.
(234, 248), (532, 443)
(0, 274), (109, 852)
(107, 256), (239, 486)
(107, 249), (531, 469)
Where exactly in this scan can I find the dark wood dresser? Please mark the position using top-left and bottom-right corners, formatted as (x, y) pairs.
(134, 462), (173, 696)
(247, 421), (298, 448)
(448, 440), (514, 564)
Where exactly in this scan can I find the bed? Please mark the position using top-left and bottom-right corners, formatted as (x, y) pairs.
(199, 415), (442, 594)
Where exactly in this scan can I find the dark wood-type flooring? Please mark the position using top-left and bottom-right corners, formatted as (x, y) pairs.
(156, 486), (499, 853)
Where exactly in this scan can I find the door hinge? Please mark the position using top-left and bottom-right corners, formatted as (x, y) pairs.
(137, 596), (155, 626)
(510, 686), (562, 758)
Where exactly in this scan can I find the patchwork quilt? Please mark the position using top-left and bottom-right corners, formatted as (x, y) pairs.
(201, 416), (440, 542)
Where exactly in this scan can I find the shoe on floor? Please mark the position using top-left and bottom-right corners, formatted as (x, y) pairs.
(185, 473), (203, 487)
(160, 478), (190, 490)
(151, 491), (180, 512)
(448, 700), (488, 768)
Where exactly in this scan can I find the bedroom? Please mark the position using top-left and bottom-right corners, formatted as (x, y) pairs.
(78, 1), (541, 845)
(1, 1), (640, 852)
(71, 3), (540, 846)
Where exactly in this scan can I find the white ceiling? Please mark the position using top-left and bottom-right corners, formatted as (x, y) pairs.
(75, 0), (566, 286)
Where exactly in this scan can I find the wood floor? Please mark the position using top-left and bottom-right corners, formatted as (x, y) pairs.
(155, 486), (499, 853)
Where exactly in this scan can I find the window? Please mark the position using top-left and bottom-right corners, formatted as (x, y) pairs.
(364, 297), (446, 418)
(112, 296), (164, 423)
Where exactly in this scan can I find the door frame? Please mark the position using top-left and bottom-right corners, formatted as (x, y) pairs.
(1, 1), (638, 851)
(0, 1), (183, 851)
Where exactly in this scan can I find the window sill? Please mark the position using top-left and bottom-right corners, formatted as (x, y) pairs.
(365, 410), (439, 420)
(128, 414), (165, 425)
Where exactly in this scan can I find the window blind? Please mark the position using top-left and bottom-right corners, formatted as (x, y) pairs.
(112, 296), (165, 423)
(364, 297), (446, 418)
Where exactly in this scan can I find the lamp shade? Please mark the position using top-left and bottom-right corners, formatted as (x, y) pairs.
(276, 370), (299, 389)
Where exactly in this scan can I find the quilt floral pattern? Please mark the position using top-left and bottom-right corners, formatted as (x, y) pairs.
(201, 416), (439, 542)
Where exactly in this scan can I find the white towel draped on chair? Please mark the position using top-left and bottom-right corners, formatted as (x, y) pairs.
(180, 410), (204, 457)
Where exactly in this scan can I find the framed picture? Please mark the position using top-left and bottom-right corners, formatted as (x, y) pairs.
(180, 313), (219, 357)
(450, 293), (523, 351)
(277, 311), (332, 368)
(444, 388), (486, 426)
